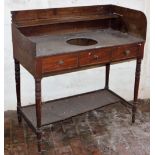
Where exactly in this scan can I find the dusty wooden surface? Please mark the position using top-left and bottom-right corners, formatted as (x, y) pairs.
(21, 89), (120, 127)
(28, 29), (144, 57)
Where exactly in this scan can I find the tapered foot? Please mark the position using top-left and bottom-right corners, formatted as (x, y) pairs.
(132, 105), (136, 123)
(37, 131), (42, 152)
(17, 112), (22, 124)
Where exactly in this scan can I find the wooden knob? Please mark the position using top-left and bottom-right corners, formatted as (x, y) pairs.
(58, 60), (64, 65)
(124, 50), (130, 56)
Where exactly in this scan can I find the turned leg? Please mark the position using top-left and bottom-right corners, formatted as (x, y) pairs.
(105, 63), (110, 89)
(132, 59), (142, 123)
(37, 131), (42, 152)
(14, 59), (22, 124)
(35, 78), (42, 152)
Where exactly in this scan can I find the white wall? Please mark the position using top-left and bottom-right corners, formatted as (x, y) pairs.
(4, 0), (150, 110)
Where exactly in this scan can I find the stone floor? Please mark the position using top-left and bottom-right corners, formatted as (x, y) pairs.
(4, 100), (150, 155)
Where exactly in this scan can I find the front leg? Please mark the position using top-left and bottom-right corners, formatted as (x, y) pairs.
(35, 78), (42, 152)
(132, 59), (142, 123)
(14, 59), (22, 124)
(105, 63), (110, 89)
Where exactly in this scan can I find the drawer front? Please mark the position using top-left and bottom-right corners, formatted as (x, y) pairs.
(42, 54), (78, 73)
(112, 45), (139, 61)
(79, 48), (111, 67)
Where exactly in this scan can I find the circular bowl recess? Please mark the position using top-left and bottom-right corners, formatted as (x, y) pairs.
(66, 38), (98, 46)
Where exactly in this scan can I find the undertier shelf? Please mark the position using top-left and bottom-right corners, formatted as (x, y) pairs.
(21, 89), (125, 128)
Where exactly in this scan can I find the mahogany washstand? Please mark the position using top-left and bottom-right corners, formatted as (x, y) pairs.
(11, 5), (147, 152)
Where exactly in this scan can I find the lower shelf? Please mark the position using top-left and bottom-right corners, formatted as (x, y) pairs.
(20, 89), (127, 130)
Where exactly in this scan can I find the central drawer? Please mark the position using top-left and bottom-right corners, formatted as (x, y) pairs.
(79, 48), (112, 67)
(42, 54), (78, 73)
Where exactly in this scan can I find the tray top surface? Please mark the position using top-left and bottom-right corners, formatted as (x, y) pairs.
(28, 29), (144, 57)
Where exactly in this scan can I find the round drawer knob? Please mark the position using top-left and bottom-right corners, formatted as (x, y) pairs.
(88, 52), (92, 56)
(93, 55), (99, 59)
(124, 50), (130, 56)
(58, 60), (64, 65)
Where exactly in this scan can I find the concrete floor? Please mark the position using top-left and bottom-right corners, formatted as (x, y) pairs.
(4, 100), (150, 155)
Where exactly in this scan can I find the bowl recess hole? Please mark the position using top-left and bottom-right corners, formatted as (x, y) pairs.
(66, 38), (98, 46)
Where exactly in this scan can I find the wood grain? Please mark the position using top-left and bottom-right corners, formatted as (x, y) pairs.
(42, 53), (78, 74)
(79, 48), (112, 67)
